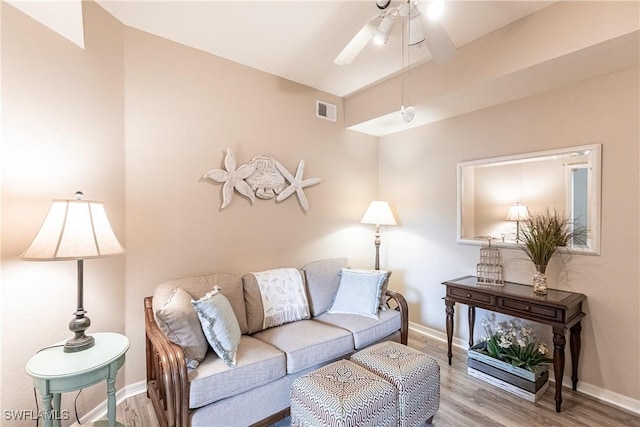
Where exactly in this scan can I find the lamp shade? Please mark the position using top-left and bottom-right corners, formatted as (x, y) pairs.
(506, 203), (530, 222)
(22, 196), (125, 260)
(361, 201), (397, 226)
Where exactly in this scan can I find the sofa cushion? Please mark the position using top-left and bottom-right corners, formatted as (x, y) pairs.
(154, 287), (208, 369)
(188, 335), (286, 409)
(154, 273), (248, 334)
(192, 287), (242, 368)
(252, 319), (354, 374)
(328, 269), (389, 319)
(301, 258), (349, 317)
(314, 309), (402, 349)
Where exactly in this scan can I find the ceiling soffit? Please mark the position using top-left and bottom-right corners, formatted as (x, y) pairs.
(345, 1), (640, 136)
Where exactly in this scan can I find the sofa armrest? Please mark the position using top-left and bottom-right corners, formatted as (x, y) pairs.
(384, 289), (409, 345)
(145, 296), (190, 427)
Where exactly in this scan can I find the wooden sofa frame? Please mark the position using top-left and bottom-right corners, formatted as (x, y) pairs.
(144, 290), (408, 427)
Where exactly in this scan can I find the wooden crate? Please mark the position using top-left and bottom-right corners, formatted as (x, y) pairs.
(468, 367), (550, 402)
(468, 346), (547, 382)
(468, 358), (549, 393)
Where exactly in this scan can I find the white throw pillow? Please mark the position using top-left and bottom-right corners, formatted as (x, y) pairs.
(192, 287), (242, 368)
(328, 269), (389, 319)
(252, 268), (310, 329)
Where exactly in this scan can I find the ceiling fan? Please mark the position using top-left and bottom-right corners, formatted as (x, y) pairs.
(334, 0), (456, 66)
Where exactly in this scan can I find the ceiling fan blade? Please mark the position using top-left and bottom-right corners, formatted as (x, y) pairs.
(422, 20), (456, 64)
(334, 18), (379, 65)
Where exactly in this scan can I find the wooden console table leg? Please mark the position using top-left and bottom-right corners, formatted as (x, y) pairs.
(570, 322), (582, 391)
(445, 302), (455, 365)
(468, 306), (476, 348)
(552, 326), (567, 413)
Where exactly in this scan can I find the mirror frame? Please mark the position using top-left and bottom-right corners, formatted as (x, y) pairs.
(457, 144), (602, 255)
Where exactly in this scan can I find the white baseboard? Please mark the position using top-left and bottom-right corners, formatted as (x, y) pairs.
(409, 321), (468, 348)
(409, 321), (640, 415)
(71, 381), (147, 426)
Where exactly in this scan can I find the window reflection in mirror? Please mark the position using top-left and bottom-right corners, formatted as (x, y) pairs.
(457, 144), (601, 255)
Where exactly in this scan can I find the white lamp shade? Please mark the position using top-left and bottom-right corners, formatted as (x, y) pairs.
(361, 201), (397, 226)
(22, 198), (125, 260)
(506, 203), (530, 221)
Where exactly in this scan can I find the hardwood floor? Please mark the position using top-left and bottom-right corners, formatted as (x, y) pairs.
(408, 335), (639, 427)
(101, 331), (639, 426)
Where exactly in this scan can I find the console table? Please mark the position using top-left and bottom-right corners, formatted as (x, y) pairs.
(442, 276), (586, 412)
(26, 332), (129, 427)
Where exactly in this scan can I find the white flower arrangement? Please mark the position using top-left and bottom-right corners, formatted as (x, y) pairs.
(477, 314), (551, 372)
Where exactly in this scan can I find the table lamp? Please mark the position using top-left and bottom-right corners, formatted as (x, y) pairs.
(506, 202), (530, 243)
(21, 191), (125, 352)
(361, 201), (397, 270)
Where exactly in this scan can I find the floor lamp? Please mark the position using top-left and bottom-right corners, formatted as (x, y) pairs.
(21, 192), (125, 352)
(361, 201), (397, 270)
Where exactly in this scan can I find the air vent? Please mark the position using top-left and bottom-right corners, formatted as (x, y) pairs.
(316, 100), (337, 122)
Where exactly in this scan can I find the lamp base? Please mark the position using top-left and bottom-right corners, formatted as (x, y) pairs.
(64, 310), (94, 352)
(64, 334), (95, 352)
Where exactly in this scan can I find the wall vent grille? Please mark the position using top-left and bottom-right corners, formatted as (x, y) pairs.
(316, 100), (337, 122)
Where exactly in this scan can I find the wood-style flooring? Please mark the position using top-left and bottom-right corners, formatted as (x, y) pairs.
(94, 331), (639, 426)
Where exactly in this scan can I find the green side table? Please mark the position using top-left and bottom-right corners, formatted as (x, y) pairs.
(26, 332), (129, 427)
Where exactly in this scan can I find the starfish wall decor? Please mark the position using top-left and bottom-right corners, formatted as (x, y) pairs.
(203, 148), (322, 211)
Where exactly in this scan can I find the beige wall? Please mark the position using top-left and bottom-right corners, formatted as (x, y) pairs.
(378, 68), (640, 405)
(1, 2), (126, 425)
(121, 27), (379, 385)
(2, 0), (638, 421)
(1, 2), (380, 421)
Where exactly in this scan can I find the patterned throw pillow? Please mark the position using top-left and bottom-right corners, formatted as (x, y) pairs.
(192, 287), (242, 368)
(252, 268), (310, 329)
(328, 269), (389, 319)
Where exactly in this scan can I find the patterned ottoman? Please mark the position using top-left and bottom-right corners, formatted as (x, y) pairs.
(290, 359), (398, 427)
(351, 341), (440, 426)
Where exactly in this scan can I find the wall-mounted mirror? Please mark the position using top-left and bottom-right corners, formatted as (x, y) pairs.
(457, 144), (601, 255)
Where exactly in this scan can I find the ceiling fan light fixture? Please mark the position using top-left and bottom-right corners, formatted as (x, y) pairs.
(427, 0), (445, 20)
(407, 15), (425, 47)
(373, 14), (395, 45)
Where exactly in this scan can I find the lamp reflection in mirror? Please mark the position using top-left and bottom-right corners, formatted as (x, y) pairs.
(361, 201), (397, 270)
(21, 192), (125, 352)
(506, 202), (530, 243)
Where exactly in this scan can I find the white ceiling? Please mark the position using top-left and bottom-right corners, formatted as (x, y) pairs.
(95, 1), (556, 98)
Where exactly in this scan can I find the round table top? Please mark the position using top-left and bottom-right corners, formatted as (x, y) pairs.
(26, 332), (129, 379)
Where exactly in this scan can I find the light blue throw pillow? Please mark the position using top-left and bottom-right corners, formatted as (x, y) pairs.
(328, 269), (389, 319)
(192, 287), (241, 368)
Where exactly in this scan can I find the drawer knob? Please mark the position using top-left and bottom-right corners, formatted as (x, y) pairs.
(466, 294), (472, 298)
(524, 306), (531, 311)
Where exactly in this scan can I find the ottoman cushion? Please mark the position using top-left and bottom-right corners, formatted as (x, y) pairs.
(351, 341), (440, 426)
(291, 359), (397, 427)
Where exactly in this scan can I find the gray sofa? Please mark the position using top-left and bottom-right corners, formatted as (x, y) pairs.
(144, 258), (408, 427)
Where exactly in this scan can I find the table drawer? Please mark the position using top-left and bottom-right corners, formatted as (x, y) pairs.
(448, 287), (493, 305)
(499, 298), (563, 322)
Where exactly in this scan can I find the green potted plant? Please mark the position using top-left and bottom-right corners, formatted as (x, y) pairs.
(518, 209), (586, 294)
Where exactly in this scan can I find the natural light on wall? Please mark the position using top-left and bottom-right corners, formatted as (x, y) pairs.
(5, 0), (85, 49)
